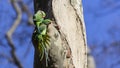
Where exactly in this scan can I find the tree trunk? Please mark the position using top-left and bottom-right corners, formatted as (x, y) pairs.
(33, 0), (87, 68)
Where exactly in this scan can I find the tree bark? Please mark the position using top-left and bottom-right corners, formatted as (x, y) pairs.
(33, 0), (87, 68)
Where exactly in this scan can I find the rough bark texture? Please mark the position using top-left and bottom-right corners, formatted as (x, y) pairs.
(33, 0), (87, 68)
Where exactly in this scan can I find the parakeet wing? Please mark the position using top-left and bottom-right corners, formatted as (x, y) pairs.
(39, 24), (47, 35)
(42, 19), (51, 25)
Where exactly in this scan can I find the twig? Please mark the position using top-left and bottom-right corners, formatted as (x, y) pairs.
(6, 0), (22, 68)
(18, 0), (33, 25)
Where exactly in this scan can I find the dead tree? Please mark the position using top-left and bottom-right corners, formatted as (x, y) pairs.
(33, 0), (87, 68)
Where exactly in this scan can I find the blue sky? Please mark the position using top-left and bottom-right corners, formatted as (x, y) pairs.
(83, 0), (120, 68)
(0, 0), (120, 68)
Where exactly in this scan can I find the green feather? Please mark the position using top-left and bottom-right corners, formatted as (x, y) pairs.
(42, 19), (51, 25)
(32, 10), (51, 66)
(39, 24), (47, 35)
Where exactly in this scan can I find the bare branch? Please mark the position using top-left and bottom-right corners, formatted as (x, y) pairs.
(6, 0), (22, 68)
(18, 0), (33, 25)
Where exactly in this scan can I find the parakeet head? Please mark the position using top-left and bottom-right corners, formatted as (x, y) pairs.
(33, 10), (46, 22)
(33, 10), (46, 24)
(33, 10), (46, 30)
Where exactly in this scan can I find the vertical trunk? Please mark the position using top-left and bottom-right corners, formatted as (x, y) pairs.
(33, 0), (87, 68)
